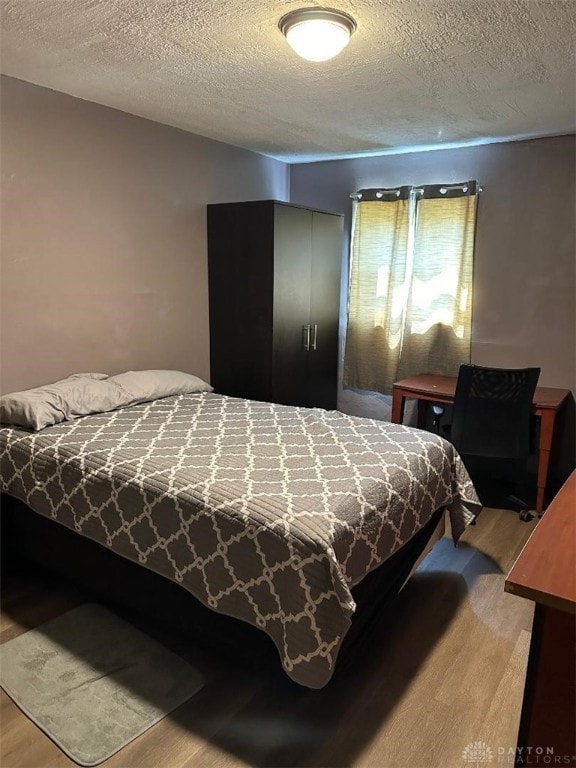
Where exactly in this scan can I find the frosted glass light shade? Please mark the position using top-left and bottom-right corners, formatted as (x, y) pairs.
(279, 8), (357, 62)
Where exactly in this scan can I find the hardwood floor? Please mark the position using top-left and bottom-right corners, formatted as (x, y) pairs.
(0, 508), (536, 768)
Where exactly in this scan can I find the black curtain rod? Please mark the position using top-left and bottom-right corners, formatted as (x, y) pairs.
(351, 181), (482, 200)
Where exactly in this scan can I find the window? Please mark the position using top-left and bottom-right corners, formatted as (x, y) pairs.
(343, 181), (478, 395)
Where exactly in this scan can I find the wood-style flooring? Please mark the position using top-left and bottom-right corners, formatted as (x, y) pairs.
(0, 507), (537, 768)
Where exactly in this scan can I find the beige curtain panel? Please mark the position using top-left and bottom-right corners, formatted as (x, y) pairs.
(343, 182), (478, 395)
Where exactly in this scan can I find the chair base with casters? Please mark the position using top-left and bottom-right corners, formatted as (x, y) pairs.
(453, 455), (535, 522)
(444, 364), (541, 522)
(510, 497), (534, 523)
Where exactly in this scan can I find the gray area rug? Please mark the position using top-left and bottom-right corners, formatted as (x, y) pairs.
(0, 603), (204, 766)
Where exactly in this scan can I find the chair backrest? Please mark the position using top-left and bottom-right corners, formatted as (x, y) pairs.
(450, 365), (540, 460)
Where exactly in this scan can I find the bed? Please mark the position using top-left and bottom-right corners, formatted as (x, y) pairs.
(0, 382), (480, 688)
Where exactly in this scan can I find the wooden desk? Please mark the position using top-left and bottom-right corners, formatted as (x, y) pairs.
(391, 374), (570, 515)
(505, 471), (576, 766)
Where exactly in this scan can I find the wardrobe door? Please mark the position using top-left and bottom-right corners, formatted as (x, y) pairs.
(272, 204), (312, 407)
(208, 201), (275, 401)
(307, 211), (343, 410)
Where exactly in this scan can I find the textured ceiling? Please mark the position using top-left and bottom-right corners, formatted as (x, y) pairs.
(1, 0), (575, 162)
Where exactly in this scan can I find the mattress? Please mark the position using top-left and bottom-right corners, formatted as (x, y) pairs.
(0, 392), (480, 687)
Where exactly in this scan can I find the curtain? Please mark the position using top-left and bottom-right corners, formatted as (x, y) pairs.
(343, 181), (478, 395)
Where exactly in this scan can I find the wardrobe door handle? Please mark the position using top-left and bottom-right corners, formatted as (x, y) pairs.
(311, 324), (317, 351)
(302, 324), (311, 351)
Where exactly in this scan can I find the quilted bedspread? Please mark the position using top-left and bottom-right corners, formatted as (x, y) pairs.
(0, 392), (480, 687)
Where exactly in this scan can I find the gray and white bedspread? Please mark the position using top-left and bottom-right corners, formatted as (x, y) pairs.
(0, 392), (480, 687)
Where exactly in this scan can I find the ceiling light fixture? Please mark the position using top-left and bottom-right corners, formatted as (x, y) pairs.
(279, 8), (357, 62)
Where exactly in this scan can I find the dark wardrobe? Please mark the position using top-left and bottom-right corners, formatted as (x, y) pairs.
(207, 200), (343, 410)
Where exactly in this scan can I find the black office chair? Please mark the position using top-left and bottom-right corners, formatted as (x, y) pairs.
(446, 364), (541, 521)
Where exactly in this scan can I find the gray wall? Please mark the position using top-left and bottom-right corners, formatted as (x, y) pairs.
(1, 73), (574, 462)
(0, 76), (289, 394)
(290, 136), (576, 424)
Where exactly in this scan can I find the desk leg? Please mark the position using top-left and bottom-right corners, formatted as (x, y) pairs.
(536, 410), (556, 515)
(515, 603), (576, 766)
(391, 390), (406, 424)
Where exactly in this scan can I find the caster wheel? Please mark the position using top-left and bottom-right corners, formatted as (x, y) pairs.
(519, 509), (533, 523)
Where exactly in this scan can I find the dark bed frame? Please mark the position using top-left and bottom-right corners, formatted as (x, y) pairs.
(1, 494), (444, 682)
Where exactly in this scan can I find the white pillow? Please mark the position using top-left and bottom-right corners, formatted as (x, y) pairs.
(68, 373), (109, 380)
(107, 370), (213, 405)
(0, 375), (126, 431)
(0, 370), (212, 431)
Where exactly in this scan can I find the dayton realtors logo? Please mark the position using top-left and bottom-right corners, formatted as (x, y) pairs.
(462, 741), (494, 766)
(462, 742), (575, 766)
